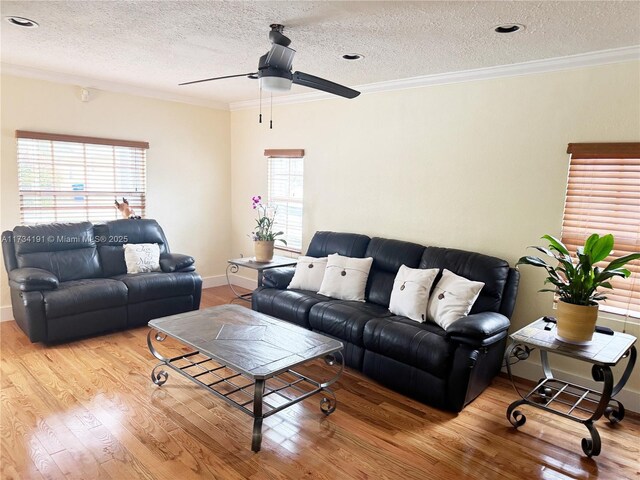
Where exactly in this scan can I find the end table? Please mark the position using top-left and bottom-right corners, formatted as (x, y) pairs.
(226, 255), (297, 300)
(505, 318), (636, 457)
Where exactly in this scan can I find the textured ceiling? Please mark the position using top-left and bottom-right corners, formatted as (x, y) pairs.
(1, 1), (639, 104)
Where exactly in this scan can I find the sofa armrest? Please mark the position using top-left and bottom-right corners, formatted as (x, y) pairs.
(262, 266), (296, 289)
(446, 312), (510, 346)
(9, 267), (59, 292)
(160, 253), (195, 273)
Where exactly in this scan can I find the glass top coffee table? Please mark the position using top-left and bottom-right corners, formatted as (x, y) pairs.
(147, 304), (344, 452)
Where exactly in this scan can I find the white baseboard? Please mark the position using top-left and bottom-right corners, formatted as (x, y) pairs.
(1, 306), (13, 323)
(0, 275), (259, 323)
(505, 359), (639, 414)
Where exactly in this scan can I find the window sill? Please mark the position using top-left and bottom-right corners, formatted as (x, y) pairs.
(275, 246), (301, 256)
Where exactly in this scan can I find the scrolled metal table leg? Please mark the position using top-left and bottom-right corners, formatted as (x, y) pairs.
(151, 363), (169, 386)
(590, 364), (614, 421)
(226, 264), (250, 301)
(319, 351), (345, 390)
(251, 379), (265, 452)
(506, 399), (527, 428)
(320, 388), (337, 415)
(604, 399), (625, 424)
(147, 329), (169, 362)
(581, 422), (602, 457)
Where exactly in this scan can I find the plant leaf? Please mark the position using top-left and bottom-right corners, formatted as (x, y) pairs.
(516, 256), (550, 268)
(590, 234), (614, 263)
(541, 234), (570, 257)
(603, 253), (640, 272)
(583, 233), (600, 257)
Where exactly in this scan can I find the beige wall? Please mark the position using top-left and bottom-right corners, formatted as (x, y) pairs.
(0, 74), (231, 308)
(230, 61), (640, 406)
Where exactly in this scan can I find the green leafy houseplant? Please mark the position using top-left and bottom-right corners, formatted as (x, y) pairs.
(516, 234), (639, 306)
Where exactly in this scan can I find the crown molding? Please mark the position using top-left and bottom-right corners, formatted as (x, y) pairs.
(0, 63), (229, 111)
(3, 45), (638, 112)
(229, 45), (640, 111)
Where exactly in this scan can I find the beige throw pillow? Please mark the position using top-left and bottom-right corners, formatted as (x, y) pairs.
(288, 256), (328, 291)
(389, 265), (439, 322)
(427, 269), (484, 329)
(123, 243), (161, 274)
(317, 254), (374, 302)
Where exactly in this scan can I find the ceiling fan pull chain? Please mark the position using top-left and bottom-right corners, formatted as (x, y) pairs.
(259, 86), (263, 124)
(270, 93), (273, 129)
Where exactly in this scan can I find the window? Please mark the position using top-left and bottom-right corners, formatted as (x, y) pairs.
(562, 143), (640, 318)
(16, 130), (148, 224)
(265, 149), (304, 252)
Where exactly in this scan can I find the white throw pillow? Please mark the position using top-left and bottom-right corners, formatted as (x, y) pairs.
(389, 265), (439, 323)
(427, 269), (485, 330)
(288, 256), (328, 291)
(123, 243), (161, 274)
(317, 254), (374, 302)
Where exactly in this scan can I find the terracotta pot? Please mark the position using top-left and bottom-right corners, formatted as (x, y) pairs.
(254, 240), (275, 263)
(555, 300), (599, 344)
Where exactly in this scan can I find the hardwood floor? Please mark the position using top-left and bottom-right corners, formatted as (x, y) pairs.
(1, 286), (638, 479)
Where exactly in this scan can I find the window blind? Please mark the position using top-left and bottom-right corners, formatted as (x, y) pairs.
(16, 131), (147, 225)
(562, 143), (640, 318)
(266, 152), (304, 252)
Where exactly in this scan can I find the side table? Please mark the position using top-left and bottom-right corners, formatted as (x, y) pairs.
(505, 318), (636, 457)
(226, 255), (297, 300)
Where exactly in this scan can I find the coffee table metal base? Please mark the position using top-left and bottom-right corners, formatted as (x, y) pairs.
(147, 330), (344, 452)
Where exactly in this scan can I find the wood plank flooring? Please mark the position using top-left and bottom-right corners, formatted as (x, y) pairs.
(1, 286), (638, 479)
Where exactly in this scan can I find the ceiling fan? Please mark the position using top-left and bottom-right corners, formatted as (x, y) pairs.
(179, 24), (361, 100)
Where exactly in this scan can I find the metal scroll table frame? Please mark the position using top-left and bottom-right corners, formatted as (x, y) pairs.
(505, 341), (637, 457)
(226, 257), (297, 302)
(147, 329), (344, 452)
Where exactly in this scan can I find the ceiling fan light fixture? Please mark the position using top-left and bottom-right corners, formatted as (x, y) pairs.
(342, 53), (364, 61)
(259, 76), (292, 92)
(5, 16), (39, 28)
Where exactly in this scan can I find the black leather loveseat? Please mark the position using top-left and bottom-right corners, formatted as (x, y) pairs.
(2, 219), (202, 343)
(252, 231), (519, 412)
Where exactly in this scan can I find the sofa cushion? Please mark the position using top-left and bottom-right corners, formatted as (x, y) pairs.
(13, 222), (102, 281)
(419, 246), (510, 314)
(95, 219), (169, 277)
(364, 237), (425, 307)
(251, 287), (331, 329)
(306, 231), (370, 258)
(43, 278), (128, 319)
(113, 272), (200, 304)
(308, 300), (391, 347)
(363, 316), (454, 379)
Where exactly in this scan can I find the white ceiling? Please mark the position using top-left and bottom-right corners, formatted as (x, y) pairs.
(1, 1), (639, 105)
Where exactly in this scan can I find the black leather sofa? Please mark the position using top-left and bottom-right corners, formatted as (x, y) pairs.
(2, 219), (202, 343)
(252, 231), (519, 412)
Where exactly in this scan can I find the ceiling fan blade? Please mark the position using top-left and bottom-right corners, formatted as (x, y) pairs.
(266, 44), (296, 70)
(179, 73), (257, 86)
(292, 71), (360, 99)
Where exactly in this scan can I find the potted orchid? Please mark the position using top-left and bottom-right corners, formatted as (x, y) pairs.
(250, 195), (286, 262)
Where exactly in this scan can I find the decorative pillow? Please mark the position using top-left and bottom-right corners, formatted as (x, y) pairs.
(317, 254), (374, 302)
(389, 265), (439, 322)
(123, 243), (161, 274)
(427, 269), (485, 330)
(288, 256), (328, 291)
